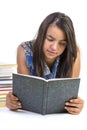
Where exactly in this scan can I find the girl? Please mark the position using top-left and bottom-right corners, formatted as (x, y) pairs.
(6, 12), (84, 114)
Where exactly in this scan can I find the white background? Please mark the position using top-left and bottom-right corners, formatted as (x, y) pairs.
(0, 0), (87, 109)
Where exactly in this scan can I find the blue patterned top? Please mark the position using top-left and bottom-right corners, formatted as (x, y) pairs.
(21, 41), (60, 79)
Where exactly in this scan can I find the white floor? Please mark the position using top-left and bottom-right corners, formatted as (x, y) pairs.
(0, 107), (87, 130)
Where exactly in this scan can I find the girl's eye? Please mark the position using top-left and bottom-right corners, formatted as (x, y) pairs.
(59, 41), (67, 46)
(46, 37), (53, 41)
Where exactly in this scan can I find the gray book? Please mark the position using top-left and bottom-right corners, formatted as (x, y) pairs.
(13, 73), (80, 115)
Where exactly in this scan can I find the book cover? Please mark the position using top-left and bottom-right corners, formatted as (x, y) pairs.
(13, 73), (80, 115)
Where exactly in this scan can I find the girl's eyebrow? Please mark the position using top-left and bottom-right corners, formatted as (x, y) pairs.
(46, 34), (56, 40)
(46, 34), (66, 41)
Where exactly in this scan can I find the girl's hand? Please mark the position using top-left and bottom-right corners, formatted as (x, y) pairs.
(6, 91), (22, 110)
(65, 97), (84, 115)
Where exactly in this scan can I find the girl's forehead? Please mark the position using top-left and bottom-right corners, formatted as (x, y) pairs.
(46, 25), (66, 40)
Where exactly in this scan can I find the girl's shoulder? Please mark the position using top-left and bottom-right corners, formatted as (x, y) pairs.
(21, 40), (33, 49)
(76, 44), (80, 52)
(20, 40), (34, 56)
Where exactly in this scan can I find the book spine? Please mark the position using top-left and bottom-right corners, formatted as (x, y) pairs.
(42, 81), (48, 115)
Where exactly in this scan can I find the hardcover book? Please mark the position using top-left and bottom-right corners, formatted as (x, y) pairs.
(13, 73), (80, 115)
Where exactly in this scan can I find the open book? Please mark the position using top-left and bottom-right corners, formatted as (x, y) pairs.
(13, 73), (80, 115)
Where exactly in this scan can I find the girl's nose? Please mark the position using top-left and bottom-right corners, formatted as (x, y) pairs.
(51, 41), (58, 50)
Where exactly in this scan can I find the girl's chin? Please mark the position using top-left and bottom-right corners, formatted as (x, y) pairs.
(45, 56), (56, 61)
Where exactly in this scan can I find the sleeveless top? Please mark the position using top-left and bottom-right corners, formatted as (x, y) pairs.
(21, 41), (60, 79)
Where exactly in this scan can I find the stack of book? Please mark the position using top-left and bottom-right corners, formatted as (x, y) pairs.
(0, 64), (17, 107)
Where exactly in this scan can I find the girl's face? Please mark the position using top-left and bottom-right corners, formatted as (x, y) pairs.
(43, 25), (67, 65)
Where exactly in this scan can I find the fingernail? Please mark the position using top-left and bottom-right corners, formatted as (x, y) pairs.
(65, 102), (68, 105)
(18, 103), (21, 106)
(16, 98), (19, 100)
(65, 107), (67, 109)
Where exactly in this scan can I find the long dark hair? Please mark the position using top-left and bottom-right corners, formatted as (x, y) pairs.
(33, 12), (77, 78)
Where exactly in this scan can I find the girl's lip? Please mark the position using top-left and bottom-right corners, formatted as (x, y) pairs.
(47, 50), (56, 55)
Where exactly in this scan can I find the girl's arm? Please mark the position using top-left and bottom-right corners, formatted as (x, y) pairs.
(72, 46), (80, 77)
(17, 45), (30, 75)
(6, 45), (30, 110)
(66, 46), (84, 114)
